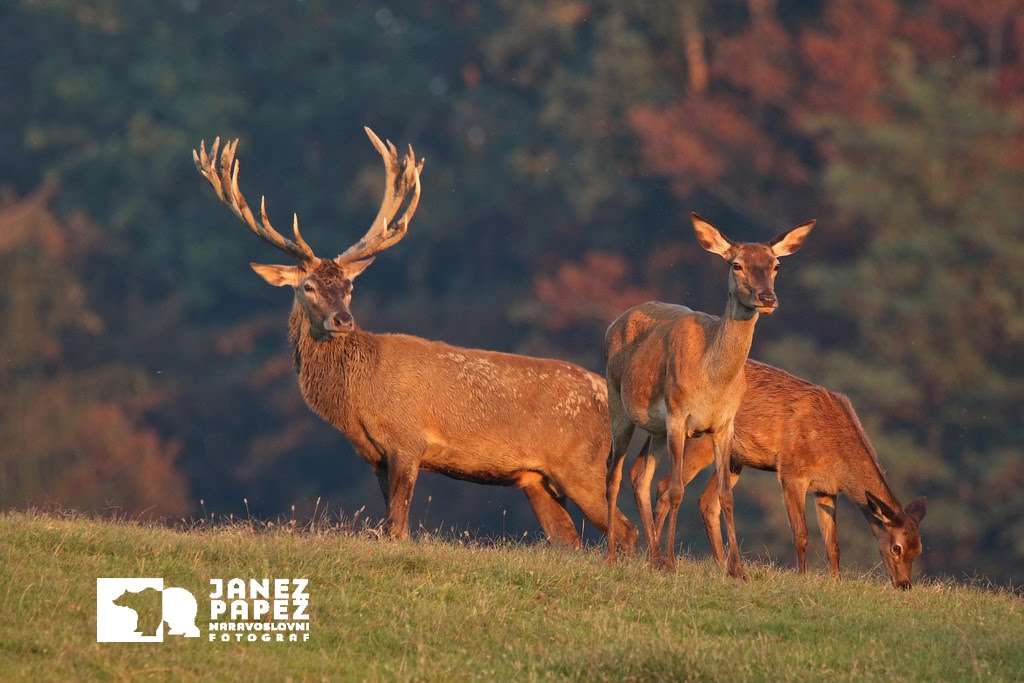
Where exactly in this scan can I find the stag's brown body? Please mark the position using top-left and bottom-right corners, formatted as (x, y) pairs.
(194, 129), (636, 548)
(288, 304), (633, 543)
(648, 359), (927, 589)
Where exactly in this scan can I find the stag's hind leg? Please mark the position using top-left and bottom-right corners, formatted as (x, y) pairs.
(522, 477), (581, 549)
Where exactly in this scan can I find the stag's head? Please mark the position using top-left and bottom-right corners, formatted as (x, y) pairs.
(691, 213), (815, 315)
(194, 128), (424, 341)
(866, 492), (928, 590)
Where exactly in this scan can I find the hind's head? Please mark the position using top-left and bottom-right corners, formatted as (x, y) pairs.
(866, 492), (928, 590)
(691, 213), (815, 315)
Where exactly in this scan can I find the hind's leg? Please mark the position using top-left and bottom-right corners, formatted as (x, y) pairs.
(628, 435), (661, 566)
(605, 396), (636, 563)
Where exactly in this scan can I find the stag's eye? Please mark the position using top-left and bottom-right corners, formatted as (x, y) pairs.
(773, 263), (781, 272)
(302, 283), (316, 294)
(732, 263), (743, 271)
(892, 544), (903, 556)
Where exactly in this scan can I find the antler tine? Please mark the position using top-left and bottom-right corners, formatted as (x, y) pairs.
(193, 137), (317, 263)
(337, 127), (425, 263)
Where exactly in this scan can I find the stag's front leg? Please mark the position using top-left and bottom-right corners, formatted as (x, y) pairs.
(713, 426), (748, 580)
(660, 412), (690, 571)
(814, 492), (841, 578)
(384, 454), (420, 540)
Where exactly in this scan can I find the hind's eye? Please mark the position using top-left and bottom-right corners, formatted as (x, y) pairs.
(892, 544), (902, 556)
(732, 263), (743, 271)
(773, 264), (781, 272)
(303, 283), (315, 293)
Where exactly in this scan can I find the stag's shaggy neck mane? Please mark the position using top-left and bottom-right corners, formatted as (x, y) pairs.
(287, 303), (379, 415)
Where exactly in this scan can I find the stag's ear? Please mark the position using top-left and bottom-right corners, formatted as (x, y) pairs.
(866, 492), (899, 526)
(904, 497), (927, 525)
(340, 257), (375, 281)
(691, 213), (734, 259)
(770, 220), (815, 257)
(250, 263), (304, 288)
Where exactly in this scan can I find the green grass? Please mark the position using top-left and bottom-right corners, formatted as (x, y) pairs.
(1, 511), (1021, 682)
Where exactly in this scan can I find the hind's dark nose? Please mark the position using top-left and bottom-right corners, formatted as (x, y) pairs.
(894, 580), (912, 591)
(758, 293), (777, 307)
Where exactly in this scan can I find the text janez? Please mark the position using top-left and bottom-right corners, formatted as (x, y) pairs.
(208, 578), (310, 642)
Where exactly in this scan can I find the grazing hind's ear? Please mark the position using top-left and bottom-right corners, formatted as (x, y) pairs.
(770, 220), (815, 257)
(691, 213), (735, 259)
(866, 491), (899, 526)
(250, 263), (304, 288)
(904, 497), (927, 525)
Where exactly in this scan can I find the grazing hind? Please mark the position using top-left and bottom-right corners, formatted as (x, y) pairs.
(194, 129), (637, 549)
(646, 359), (927, 589)
(605, 213), (814, 575)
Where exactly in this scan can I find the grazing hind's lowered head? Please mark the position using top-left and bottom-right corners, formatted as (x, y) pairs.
(866, 492), (927, 590)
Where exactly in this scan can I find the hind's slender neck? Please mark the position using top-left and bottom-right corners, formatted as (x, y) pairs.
(706, 295), (759, 382)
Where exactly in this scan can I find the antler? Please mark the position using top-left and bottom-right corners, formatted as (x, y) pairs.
(193, 137), (318, 263)
(336, 127), (424, 263)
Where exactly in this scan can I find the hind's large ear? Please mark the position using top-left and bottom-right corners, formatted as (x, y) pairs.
(770, 220), (815, 257)
(904, 497), (927, 525)
(866, 491), (899, 526)
(250, 263), (303, 287)
(691, 213), (734, 259)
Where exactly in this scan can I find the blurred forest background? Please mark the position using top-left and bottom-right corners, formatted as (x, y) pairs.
(1, 0), (1022, 585)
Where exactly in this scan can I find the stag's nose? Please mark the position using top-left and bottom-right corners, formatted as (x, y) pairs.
(757, 293), (777, 308)
(324, 310), (354, 334)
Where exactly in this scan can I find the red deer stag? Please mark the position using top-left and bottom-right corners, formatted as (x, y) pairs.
(193, 129), (637, 549)
(644, 360), (927, 589)
(605, 214), (814, 576)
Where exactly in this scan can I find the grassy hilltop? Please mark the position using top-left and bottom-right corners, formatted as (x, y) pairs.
(0, 511), (1020, 682)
